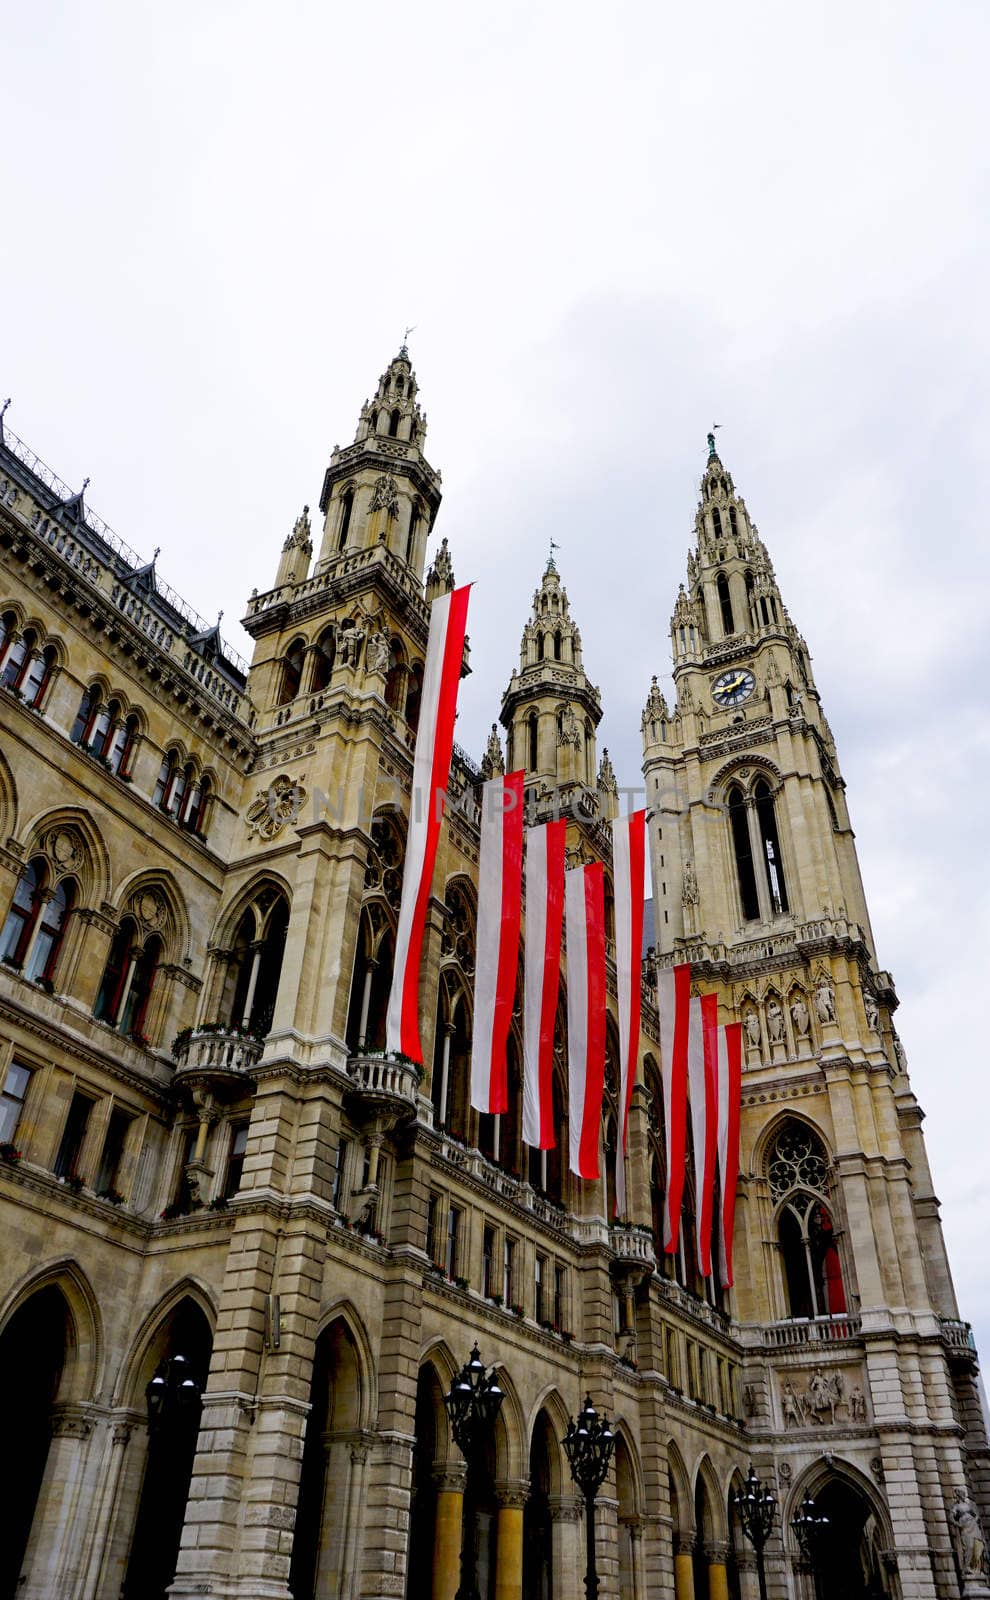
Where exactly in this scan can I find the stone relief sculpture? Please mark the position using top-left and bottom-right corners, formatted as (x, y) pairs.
(790, 995), (811, 1039)
(766, 998), (784, 1044)
(681, 860), (699, 906)
(366, 629), (390, 677)
(864, 992), (879, 1033)
(245, 774), (307, 840)
(335, 619), (365, 668)
(370, 473), (400, 516)
(744, 1008), (761, 1051)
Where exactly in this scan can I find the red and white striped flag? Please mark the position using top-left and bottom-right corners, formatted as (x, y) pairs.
(693, 994), (721, 1276)
(566, 862), (607, 1180)
(470, 771), (525, 1114)
(612, 810), (646, 1216)
(657, 962), (693, 1252)
(522, 820), (566, 1149)
(717, 1020), (743, 1287)
(385, 585), (471, 1063)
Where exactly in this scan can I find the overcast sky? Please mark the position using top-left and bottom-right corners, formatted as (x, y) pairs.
(3, 1), (988, 1356)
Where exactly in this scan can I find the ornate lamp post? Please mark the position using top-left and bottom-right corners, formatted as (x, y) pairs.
(791, 1492), (829, 1600)
(733, 1463), (777, 1600)
(563, 1394), (616, 1600)
(443, 1345), (504, 1600)
(145, 1353), (202, 1434)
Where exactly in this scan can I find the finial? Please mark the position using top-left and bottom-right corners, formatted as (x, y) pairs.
(81, 476), (91, 492)
(152, 546), (161, 562)
(707, 424), (721, 461)
(400, 324), (416, 358)
(217, 609), (224, 626)
(545, 537), (560, 575)
(0, 398), (9, 440)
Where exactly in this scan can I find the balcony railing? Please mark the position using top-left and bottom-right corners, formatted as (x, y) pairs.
(611, 1226), (657, 1270)
(940, 1318), (977, 1356)
(173, 1028), (263, 1079)
(759, 1314), (862, 1349)
(347, 1052), (420, 1107)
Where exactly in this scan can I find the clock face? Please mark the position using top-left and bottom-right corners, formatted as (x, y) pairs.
(711, 668), (756, 708)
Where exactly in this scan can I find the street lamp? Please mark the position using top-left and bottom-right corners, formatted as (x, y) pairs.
(443, 1345), (504, 1600)
(733, 1463), (777, 1600)
(562, 1394), (616, 1600)
(791, 1491), (829, 1600)
(145, 1353), (202, 1434)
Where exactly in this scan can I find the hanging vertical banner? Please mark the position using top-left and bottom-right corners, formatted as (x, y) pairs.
(566, 861), (607, 1179)
(522, 819), (567, 1148)
(693, 993), (720, 1277)
(470, 770), (525, 1114)
(717, 1020), (743, 1288)
(385, 584), (471, 1063)
(612, 809), (646, 1216)
(657, 962), (693, 1252)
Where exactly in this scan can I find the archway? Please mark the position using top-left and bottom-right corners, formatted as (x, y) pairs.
(122, 1297), (213, 1600)
(615, 1432), (640, 1600)
(407, 1362), (446, 1600)
(290, 1315), (367, 1600)
(523, 1410), (556, 1600)
(0, 1286), (69, 1599)
(803, 1472), (894, 1598)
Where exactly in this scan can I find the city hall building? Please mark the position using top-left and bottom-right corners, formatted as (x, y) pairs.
(0, 351), (986, 1600)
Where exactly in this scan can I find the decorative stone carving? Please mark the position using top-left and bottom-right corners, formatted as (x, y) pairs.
(742, 1383), (757, 1418)
(370, 474), (400, 517)
(426, 536), (455, 594)
(850, 1384), (867, 1422)
(814, 977), (836, 1024)
(366, 629), (390, 678)
(136, 889), (166, 929)
(781, 1366), (862, 1427)
(681, 861), (699, 907)
(335, 618), (365, 668)
(45, 826), (84, 877)
(744, 1008), (761, 1051)
(557, 702), (581, 747)
(597, 747), (618, 797)
(766, 998), (784, 1044)
(790, 995), (811, 1039)
(950, 1489), (988, 1580)
(864, 992), (879, 1033)
(480, 723), (505, 779)
(245, 774), (307, 840)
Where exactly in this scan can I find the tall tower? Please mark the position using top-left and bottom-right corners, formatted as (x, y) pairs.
(500, 554), (602, 801)
(641, 439), (988, 1597)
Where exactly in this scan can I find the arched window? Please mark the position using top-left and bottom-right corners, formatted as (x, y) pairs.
(337, 487), (354, 551)
(406, 514), (418, 565)
(94, 917), (162, 1040)
(0, 609), (15, 658)
(728, 786), (760, 921)
(107, 712), (139, 776)
(70, 686), (97, 746)
(716, 571), (734, 635)
(384, 640), (406, 712)
(224, 894), (290, 1037)
(745, 570), (755, 623)
(278, 640), (305, 706)
(0, 858), (48, 969)
(405, 662), (423, 731)
(768, 1121), (846, 1318)
(120, 935), (162, 1038)
(153, 750), (178, 810)
(729, 505), (738, 537)
(310, 628), (335, 693)
(1, 626), (36, 689)
(553, 629), (562, 661)
(585, 719), (594, 784)
(25, 876), (76, 985)
(712, 507), (722, 538)
(527, 712), (538, 772)
(389, 408), (401, 438)
(179, 772), (212, 837)
(754, 779), (788, 913)
(19, 643), (57, 708)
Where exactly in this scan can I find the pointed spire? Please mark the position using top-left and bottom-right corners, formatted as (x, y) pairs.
(426, 535), (455, 601)
(0, 398), (10, 443)
(62, 476), (91, 523)
(282, 504), (312, 555)
(480, 723), (505, 779)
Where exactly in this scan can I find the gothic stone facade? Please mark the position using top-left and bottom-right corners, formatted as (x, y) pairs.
(0, 359), (986, 1600)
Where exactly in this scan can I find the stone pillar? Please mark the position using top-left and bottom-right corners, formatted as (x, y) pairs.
(549, 1495), (584, 1600)
(494, 1482), (527, 1600)
(707, 1542), (731, 1600)
(673, 1537), (695, 1600)
(432, 1467), (466, 1600)
(17, 1406), (98, 1600)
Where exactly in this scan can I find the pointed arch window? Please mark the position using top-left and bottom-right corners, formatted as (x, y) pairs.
(729, 505), (738, 537)
(384, 640), (406, 712)
(337, 487), (354, 551)
(712, 507), (722, 538)
(754, 779), (788, 913)
(405, 662), (423, 731)
(19, 644), (57, 708)
(405, 514), (418, 565)
(25, 877), (75, 985)
(389, 408), (401, 438)
(310, 628), (335, 693)
(716, 571), (734, 635)
(278, 640), (305, 706)
(0, 627), (36, 690)
(769, 1121), (847, 1318)
(94, 916), (162, 1040)
(728, 786), (760, 921)
(225, 895), (290, 1037)
(1, 858), (48, 969)
(527, 711), (538, 773)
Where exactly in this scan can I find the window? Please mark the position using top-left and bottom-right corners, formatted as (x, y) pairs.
(483, 1225), (496, 1298)
(0, 858), (46, 968)
(728, 787), (760, 921)
(504, 1237), (516, 1307)
(225, 896), (289, 1037)
(24, 876), (75, 985)
(535, 1253), (546, 1323)
(553, 1264), (566, 1329)
(0, 1061), (32, 1144)
(754, 780), (788, 913)
(95, 1106), (133, 1196)
(93, 918), (162, 1041)
(1, 627), (34, 689)
(528, 712), (538, 772)
(445, 1204), (462, 1278)
(224, 1122), (249, 1198)
(427, 1192), (442, 1266)
(332, 1136), (350, 1210)
(729, 506), (738, 537)
(712, 507), (722, 538)
(278, 640), (305, 706)
(106, 712), (139, 776)
(153, 751), (176, 809)
(389, 407), (401, 438)
(19, 645), (56, 708)
(337, 487), (354, 551)
(716, 571), (734, 635)
(769, 1121), (846, 1318)
(53, 1090), (94, 1179)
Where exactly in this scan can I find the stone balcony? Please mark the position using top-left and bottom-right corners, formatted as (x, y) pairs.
(940, 1317), (978, 1363)
(346, 1053), (420, 1124)
(756, 1313), (862, 1351)
(611, 1225), (657, 1271)
(173, 1027), (263, 1096)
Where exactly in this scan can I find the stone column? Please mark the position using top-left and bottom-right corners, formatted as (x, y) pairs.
(706, 1542), (731, 1600)
(494, 1481), (528, 1600)
(17, 1406), (98, 1600)
(673, 1536), (695, 1600)
(549, 1495), (584, 1600)
(432, 1466), (466, 1600)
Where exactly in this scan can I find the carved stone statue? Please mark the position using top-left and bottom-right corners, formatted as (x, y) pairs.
(850, 1385), (867, 1422)
(782, 1383), (803, 1427)
(336, 619), (366, 668)
(815, 978), (836, 1024)
(864, 993), (879, 1033)
(366, 629), (390, 677)
(370, 473), (400, 517)
(950, 1489), (988, 1578)
(681, 861), (699, 907)
(790, 996), (810, 1038)
(767, 999), (784, 1044)
(744, 1009), (761, 1050)
(558, 702), (581, 748)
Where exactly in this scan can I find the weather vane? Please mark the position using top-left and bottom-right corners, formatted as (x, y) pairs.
(403, 324), (417, 344)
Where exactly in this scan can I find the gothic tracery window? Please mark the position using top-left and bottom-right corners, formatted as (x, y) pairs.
(716, 571), (734, 635)
(768, 1121), (847, 1319)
